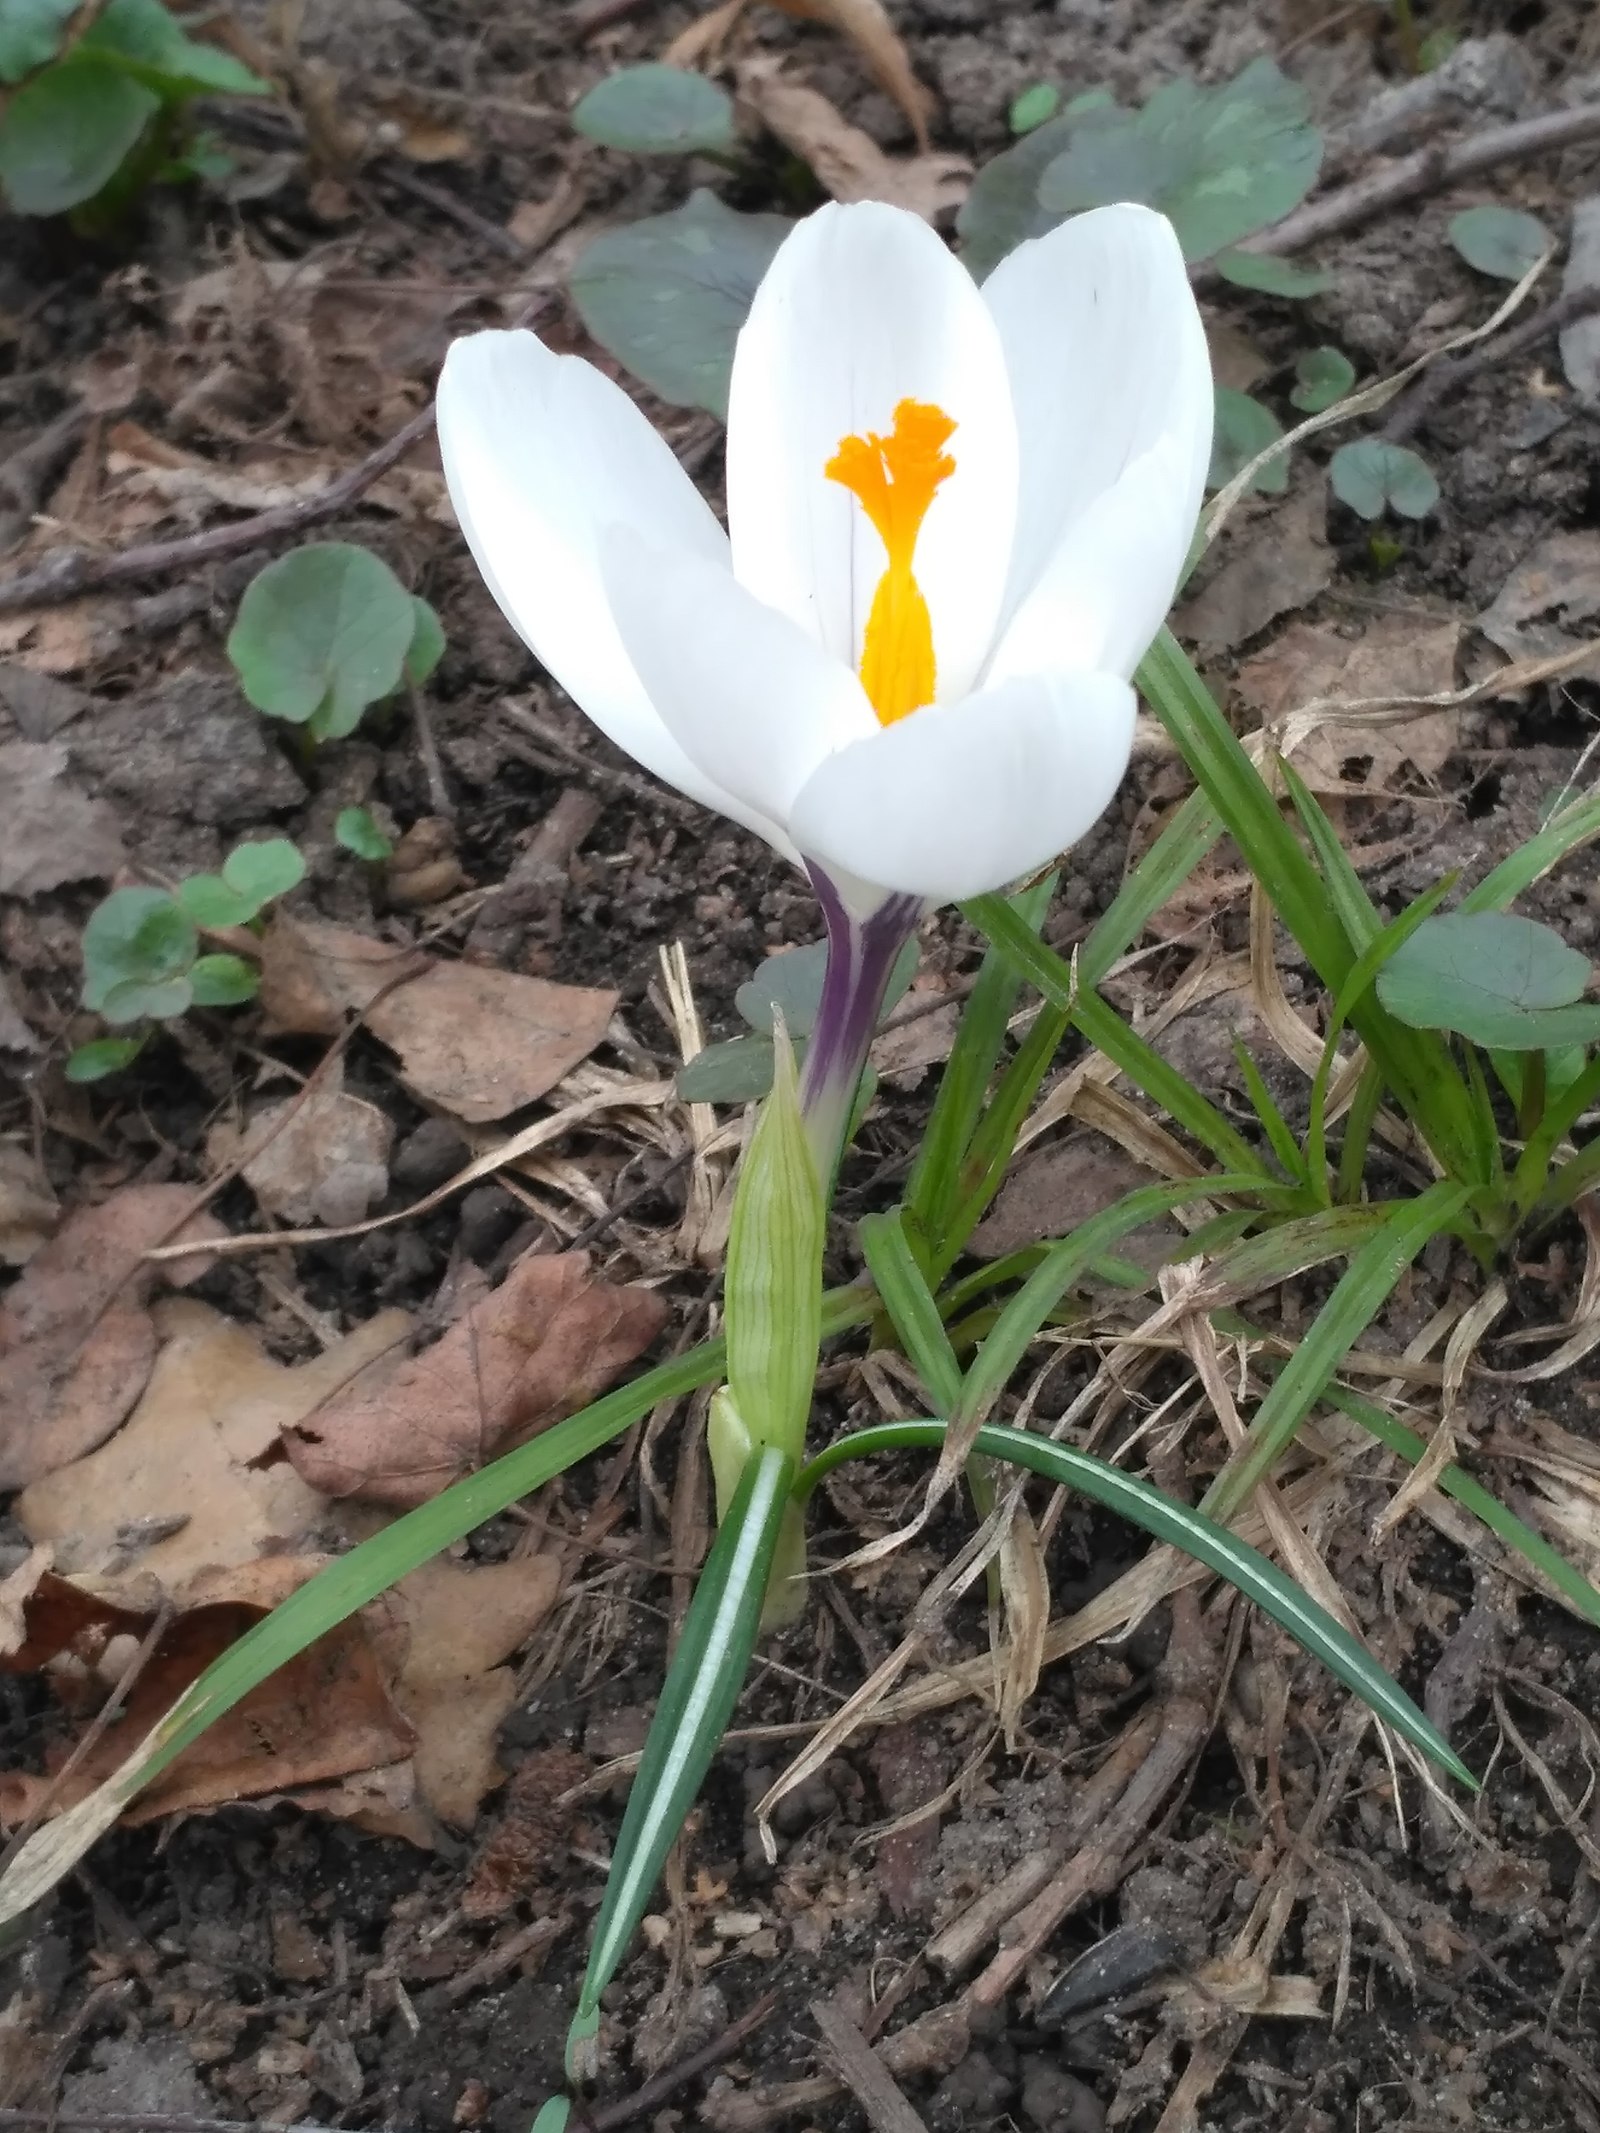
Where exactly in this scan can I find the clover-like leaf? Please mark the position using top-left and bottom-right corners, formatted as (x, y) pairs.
(1290, 344), (1355, 413)
(228, 543), (418, 740)
(0, 0), (78, 83)
(735, 937), (919, 1038)
(81, 887), (197, 1019)
(335, 805), (395, 861)
(571, 63), (736, 156)
(66, 1033), (148, 1082)
(569, 189), (793, 416)
(1377, 911), (1600, 1050)
(1208, 387), (1287, 495)
(79, 0), (269, 98)
(1329, 438), (1440, 521)
(189, 952), (260, 1007)
(677, 1033), (786, 1104)
(0, 57), (158, 214)
(1447, 203), (1550, 282)
(177, 838), (304, 928)
(1213, 248), (1332, 297)
(1009, 82), (1061, 135)
(404, 596), (446, 688)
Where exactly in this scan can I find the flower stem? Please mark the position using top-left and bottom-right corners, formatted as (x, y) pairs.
(799, 869), (922, 1182)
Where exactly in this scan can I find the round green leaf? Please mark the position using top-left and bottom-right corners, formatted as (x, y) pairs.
(228, 543), (417, 735)
(222, 836), (304, 910)
(1009, 82), (1060, 135)
(81, 887), (197, 1013)
(736, 942), (829, 1038)
(80, 0), (269, 97)
(571, 63), (735, 155)
(404, 596), (446, 687)
(1329, 438), (1439, 521)
(176, 874), (254, 929)
(569, 189), (793, 416)
(335, 805), (395, 861)
(1214, 248), (1332, 298)
(1290, 344), (1355, 413)
(66, 1033), (148, 1081)
(677, 1034), (781, 1104)
(101, 974), (193, 1025)
(1377, 911), (1600, 1050)
(0, 57), (157, 214)
(1208, 387), (1287, 495)
(189, 952), (260, 1007)
(0, 0), (78, 83)
(1447, 203), (1550, 282)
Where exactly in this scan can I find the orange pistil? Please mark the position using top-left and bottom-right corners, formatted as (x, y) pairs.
(825, 397), (956, 727)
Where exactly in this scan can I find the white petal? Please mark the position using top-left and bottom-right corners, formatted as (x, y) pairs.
(787, 673), (1136, 904)
(985, 441), (1194, 686)
(726, 201), (1018, 705)
(982, 204), (1212, 628)
(601, 526), (879, 830)
(438, 329), (782, 839)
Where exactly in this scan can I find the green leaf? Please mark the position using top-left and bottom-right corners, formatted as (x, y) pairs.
(859, 1210), (962, 1413)
(79, 0), (269, 97)
(571, 62), (736, 155)
(576, 1446), (795, 2024)
(1329, 438), (1439, 521)
(175, 875), (253, 928)
(0, 0), (77, 82)
(1377, 911), (1600, 1050)
(1032, 59), (1322, 265)
(1447, 203), (1550, 282)
(1009, 81), (1061, 134)
(1214, 248), (1332, 297)
(228, 543), (417, 736)
(66, 1033), (147, 1082)
(958, 110), (1079, 280)
(335, 805), (394, 861)
(101, 974), (192, 1024)
(677, 1033), (782, 1104)
(189, 953), (260, 1007)
(81, 887), (197, 1015)
(735, 937), (917, 1039)
(569, 189), (793, 417)
(798, 1420), (1474, 1790)
(1290, 343), (1355, 412)
(403, 595), (446, 687)
(530, 2104), (571, 2133)
(1208, 387), (1287, 494)
(177, 838), (303, 927)
(0, 57), (157, 214)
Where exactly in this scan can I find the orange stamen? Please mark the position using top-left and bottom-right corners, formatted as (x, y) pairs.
(825, 398), (956, 727)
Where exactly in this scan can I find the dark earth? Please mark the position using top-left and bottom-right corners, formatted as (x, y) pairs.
(5, 1), (1600, 2130)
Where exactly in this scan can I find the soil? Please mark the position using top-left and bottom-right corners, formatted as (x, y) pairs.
(5, 2), (1600, 2130)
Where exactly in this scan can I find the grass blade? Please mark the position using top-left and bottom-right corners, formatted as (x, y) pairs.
(1202, 1180), (1471, 1522)
(573, 1446), (795, 2042)
(1461, 786), (1600, 914)
(859, 1209), (961, 1412)
(796, 1420), (1475, 1790)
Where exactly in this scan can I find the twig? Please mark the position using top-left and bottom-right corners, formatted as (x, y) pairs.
(586, 1989), (780, 2130)
(809, 2002), (931, 2133)
(1245, 100), (1600, 258)
(497, 699), (705, 824)
(405, 674), (455, 818)
(1382, 282), (1600, 443)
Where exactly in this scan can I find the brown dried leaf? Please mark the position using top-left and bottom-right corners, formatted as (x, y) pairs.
(1235, 615), (1465, 786)
(1477, 531), (1600, 681)
(283, 1249), (669, 1508)
(736, 61), (967, 217)
(0, 1185), (225, 1491)
(1174, 481), (1333, 654)
(0, 1144), (58, 1268)
(0, 740), (124, 897)
(207, 1060), (394, 1227)
(17, 1297), (411, 1586)
(768, 0), (934, 148)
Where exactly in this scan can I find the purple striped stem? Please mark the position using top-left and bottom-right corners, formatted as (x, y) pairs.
(798, 868), (923, 1178)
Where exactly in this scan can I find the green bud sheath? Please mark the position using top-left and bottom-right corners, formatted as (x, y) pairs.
(723, 1019), (825, 1467)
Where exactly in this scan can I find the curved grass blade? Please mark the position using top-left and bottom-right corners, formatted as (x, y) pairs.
(795, 1420), (1475, 1790)
(859, 1209), (961, 1412)
(571, 1446), (795, 2059)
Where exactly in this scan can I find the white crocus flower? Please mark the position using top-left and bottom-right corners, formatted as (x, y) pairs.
(439, 198), (1211, 1158)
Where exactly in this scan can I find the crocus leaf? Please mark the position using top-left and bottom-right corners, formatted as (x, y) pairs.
(0, 58), (157, 214)
(1208, 387), (1287, 494)
(1377, 911), (1600, 1051)
(228, 542), (418, 734)
(1329, 438), (1439, 521)
(1290, 344), (1355, 412)
(1213, 248), (1332, 297)
(569, 189), (793, 417)
(571, 62), (736, 155)
(1447, 203), (1551, 282)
